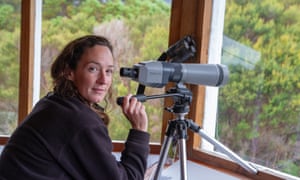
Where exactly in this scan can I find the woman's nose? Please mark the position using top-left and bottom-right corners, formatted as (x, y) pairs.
(96, 71), (108, 84)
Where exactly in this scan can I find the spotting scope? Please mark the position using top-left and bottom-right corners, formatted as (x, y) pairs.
(120, 61), (229, 88)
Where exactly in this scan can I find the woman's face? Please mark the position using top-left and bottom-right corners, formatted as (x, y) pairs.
(68, 45), (114, 104)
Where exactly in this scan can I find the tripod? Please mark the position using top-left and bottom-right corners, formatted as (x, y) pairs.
(149, 84), (257, 180)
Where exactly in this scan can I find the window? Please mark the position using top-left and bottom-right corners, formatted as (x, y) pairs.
(214, 0), (300, 177)
(0, 1), (21, 136)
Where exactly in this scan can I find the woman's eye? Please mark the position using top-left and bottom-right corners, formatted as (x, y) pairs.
(106, 69), (114, 74)
(88, 66), (98, 73)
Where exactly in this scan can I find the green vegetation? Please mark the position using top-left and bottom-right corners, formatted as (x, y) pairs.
(0, 0), (299, 177)
(218, 0), (300, 176)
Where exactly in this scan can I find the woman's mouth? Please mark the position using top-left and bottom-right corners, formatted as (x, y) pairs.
(93, 88), (106, 94)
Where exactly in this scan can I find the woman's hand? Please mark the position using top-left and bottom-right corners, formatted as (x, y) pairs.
(122, 94), (148, 132)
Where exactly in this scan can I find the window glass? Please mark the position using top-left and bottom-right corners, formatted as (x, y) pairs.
(217, 0), (300, 177)
(41, 0), (171, 142)
(0, 1), (21, 135)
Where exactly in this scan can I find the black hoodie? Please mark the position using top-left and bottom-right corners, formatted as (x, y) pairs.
(0, 93), (150, 180)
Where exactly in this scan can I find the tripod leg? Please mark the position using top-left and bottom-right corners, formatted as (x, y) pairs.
(198, 128), (257, 174)
(152, 135), (173, 180)
(187, 119), (257, 174)
(177, 120), (188, 180)
(178, 138), (188, 180)
(152, 121), (177, 180)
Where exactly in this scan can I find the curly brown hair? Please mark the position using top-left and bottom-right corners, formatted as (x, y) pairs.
(51, 35), (113, 125)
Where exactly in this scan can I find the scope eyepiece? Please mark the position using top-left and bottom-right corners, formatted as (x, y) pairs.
(120, 67), (138, 78)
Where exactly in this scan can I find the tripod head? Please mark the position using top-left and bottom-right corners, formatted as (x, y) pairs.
(164, 83), (192, 114)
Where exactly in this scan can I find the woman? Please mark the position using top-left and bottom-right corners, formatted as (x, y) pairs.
(0, 35), (150, 179)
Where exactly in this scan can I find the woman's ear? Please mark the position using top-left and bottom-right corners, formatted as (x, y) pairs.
(64, 68), (74, 81)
